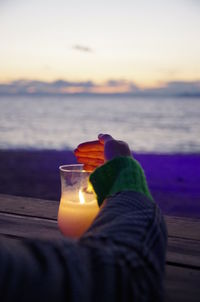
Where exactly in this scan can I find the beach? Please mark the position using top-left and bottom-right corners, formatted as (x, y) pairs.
(0, 150), (199, 218)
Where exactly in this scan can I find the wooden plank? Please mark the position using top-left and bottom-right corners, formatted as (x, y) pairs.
(0, 211), (200, 268)
(167, 237), (200, 268)
(0, 212), (62, 240)
(0, 194), (59, 219)
(165, 265), (200, 302)
(165, 215), (200, 241)
(1, 194), (200, 240)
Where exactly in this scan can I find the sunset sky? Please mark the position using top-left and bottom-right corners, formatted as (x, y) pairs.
(1, 0), (200, 89)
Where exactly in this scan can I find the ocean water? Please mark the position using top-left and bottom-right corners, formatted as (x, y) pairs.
(0, 96), (200, 153)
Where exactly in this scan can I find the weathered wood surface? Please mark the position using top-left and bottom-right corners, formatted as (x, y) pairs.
(0, 194), (200, 301)
(1, 194), (200, 239)
(0, 194), (59, 219)
(165, 266), (200, 302)
(0, 211), (199, 268)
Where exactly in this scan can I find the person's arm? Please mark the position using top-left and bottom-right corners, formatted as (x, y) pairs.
(0, 137), (167, 302)
(82, 155), (167, 299)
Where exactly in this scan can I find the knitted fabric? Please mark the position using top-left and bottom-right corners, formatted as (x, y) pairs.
(90, 156), (153, 207)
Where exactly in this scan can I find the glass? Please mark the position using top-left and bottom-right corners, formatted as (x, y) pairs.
(58, 164), (99, 238)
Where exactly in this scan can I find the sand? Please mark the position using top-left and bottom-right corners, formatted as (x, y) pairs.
(0, 150), (199, 218)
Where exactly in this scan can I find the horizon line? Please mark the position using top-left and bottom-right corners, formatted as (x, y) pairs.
(0, 79), (200, 97)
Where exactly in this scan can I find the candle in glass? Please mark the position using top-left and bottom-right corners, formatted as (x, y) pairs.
(58, 164), (99, 238)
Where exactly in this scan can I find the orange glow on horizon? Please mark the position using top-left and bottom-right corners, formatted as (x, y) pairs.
(0, 75), (200, 92)
(60, 87), (87, 94)
(90, 84), (131, 94)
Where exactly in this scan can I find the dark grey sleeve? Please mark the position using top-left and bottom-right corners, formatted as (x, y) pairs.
(0, 191), (167, 302)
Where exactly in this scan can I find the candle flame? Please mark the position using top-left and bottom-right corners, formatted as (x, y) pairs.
(79, 190), (85, 204)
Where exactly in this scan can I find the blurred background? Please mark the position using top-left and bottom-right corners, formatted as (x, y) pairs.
(0, 0), (200, 217)
(0, 0), (200, 152)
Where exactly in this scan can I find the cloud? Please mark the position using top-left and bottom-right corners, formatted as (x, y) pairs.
(0, 80), (96, 95)
(89, 79), (139, 94)
(106, 79), (135, 88)
(144, 81), (200, 97)
(0, 79), (200, 96)
(72, 44), (93, 53)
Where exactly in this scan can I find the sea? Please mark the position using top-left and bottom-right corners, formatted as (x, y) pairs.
(0, 96), (200, 153)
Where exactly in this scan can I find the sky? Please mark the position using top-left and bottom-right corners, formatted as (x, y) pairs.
(1, 0), (200, 90)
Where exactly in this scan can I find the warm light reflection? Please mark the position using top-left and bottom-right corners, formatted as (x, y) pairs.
(79, 190), (85, 204)
(60, 87), (87, 94)
(90, 84), (131, 94)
